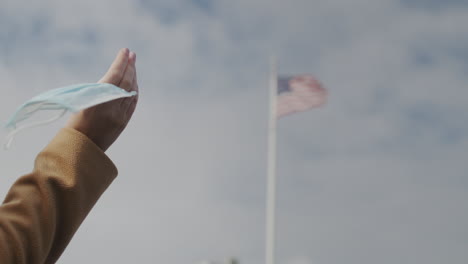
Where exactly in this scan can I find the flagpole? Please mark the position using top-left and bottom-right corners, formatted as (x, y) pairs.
(266, 55), (278, 264)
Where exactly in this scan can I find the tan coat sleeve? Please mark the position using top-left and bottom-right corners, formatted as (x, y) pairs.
(0, 128), (118, 264)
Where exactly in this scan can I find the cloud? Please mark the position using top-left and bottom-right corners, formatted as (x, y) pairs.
(284, 256), (314, 264)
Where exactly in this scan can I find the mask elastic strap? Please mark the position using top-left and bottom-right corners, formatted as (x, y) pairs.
(4, 109), (68, 150)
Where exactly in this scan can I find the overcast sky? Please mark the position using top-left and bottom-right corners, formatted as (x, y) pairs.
(1, 0), (468, 263)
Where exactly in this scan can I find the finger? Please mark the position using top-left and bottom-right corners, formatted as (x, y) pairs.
(119, 51), (136, 91)
(131, 65), (139, 93)
(99, 48), (130, 84)
(121, 68), (139, 109)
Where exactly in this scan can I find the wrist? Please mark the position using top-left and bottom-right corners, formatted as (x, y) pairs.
(65, 112), (110, 152)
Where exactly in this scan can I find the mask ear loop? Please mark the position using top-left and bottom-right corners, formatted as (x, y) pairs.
(3, 109), (68, 150)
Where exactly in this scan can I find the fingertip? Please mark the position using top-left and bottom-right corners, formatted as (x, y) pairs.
(121, 48), (130, 55)
(129, 51), (136, 62)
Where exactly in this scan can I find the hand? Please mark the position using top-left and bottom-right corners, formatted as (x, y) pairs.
(65, 48), (139, 151)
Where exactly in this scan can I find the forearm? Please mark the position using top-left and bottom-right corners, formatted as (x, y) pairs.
(0, 128), (117, 264)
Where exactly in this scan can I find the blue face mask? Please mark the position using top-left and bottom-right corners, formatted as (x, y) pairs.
(4, 83), (137, 149)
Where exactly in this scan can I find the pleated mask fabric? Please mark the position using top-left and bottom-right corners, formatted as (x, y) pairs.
(4, 83), (137, 149)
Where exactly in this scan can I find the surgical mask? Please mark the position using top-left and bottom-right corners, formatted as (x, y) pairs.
(4, 83), (137, 149)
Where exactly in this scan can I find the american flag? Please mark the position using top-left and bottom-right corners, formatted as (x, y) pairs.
(277, 74), (327, 118)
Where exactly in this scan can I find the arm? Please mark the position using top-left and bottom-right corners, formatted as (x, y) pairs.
(0, 128), (117, 264)
(0, 48), (138, 264)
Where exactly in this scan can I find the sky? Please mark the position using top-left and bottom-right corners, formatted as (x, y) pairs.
(1, 0), (468, 263)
